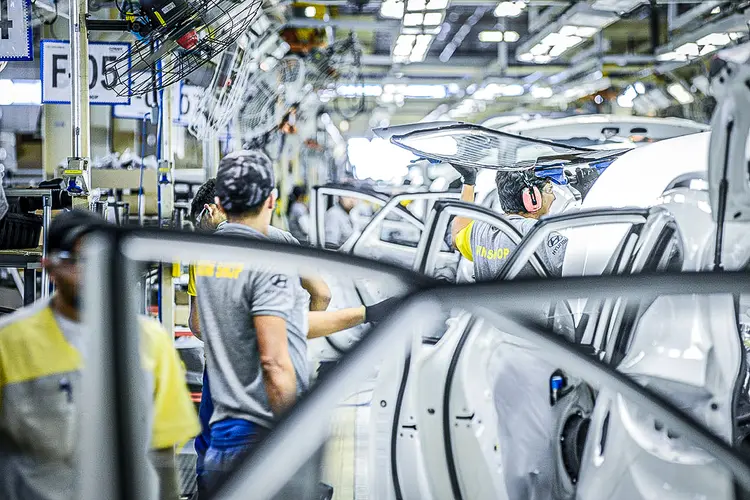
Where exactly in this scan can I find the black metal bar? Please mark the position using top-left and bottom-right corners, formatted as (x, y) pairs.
(650, 0), (660, 54)
(23, 269), (35, 305)
(85, 18), (131, 31)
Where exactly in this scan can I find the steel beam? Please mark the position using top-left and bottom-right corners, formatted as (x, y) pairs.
(285, 17), (401, 31)
(69, 0), (90, 159)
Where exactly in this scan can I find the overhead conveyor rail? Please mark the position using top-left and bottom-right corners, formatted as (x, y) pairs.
(76, 228), (750, 500)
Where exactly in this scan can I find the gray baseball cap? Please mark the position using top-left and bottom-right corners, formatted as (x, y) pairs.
(216, 150), (276, 213)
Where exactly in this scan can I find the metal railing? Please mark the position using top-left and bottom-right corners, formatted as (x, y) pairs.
(78, 226), (750, 499)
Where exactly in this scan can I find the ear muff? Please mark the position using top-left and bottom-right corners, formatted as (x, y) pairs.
(522, 184), (543, 213)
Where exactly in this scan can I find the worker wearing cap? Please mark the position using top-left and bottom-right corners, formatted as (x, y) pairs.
(185, 175), (394, 496)
(0, 210), (200, 500)
(451, 165), (568, 280)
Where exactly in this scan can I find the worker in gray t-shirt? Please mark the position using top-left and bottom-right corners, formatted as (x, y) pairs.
(196, 150), (309, 491)
(324, 196), (356, 248)
(451, 167), (567, 281)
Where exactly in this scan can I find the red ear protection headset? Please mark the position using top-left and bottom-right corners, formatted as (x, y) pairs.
(521, 172), (543, 213)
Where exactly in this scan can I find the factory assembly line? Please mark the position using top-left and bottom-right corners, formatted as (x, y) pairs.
(2, 1), (750, 499)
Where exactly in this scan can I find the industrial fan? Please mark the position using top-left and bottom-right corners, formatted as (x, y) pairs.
(187, 16), (279, 140)
(103, 0), (263, 97)
(237, 55), (308, 145)
(306, 32), (366, 120)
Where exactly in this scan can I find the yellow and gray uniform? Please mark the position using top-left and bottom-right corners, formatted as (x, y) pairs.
(455, 216), (567, 281)
(0, 299), (200, 500)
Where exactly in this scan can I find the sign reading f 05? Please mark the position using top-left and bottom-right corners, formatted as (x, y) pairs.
(41, 40), (131, 105)
(0, 0), (33, 61)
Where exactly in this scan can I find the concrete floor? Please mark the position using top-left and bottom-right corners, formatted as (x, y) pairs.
(321, 397), (371, 500)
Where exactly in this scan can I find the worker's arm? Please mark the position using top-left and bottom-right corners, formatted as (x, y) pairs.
(451, 183), (476, 246)
(255, 315), (297, 415)
(188, 295), (201, 340)
(149, 448), (179, 500)
(308, 307), (365, 338)
(301, 276), (332, 311)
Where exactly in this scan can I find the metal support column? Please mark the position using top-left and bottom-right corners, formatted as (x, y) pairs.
(159, 72), (176, 339)
(41, 193), (52, 297)
(23, 269), (35, 305)
(69, 0), (90, 160)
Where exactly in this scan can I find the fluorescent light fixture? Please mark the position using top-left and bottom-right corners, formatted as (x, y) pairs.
(403, 84), (447, 98)
(530, 44), (549, 56)
(667, 83), (694, 104)
(517, 52), (534, 62)
(501, 84), (524, 96)
(425, 0), (448, 9)
(675, 42), (699, 57)
(591, 0), (644, 13)
(548, 45), (567, 57)
(380, 0), (404, 19)
(394, 43), (413, 56)
(656, 51), (687, 62)
(503, 31), (520, 42)
(0, 79), (42, 106)
(406, 0), (426, 10)
(533, 55), (552, 64)
(576, 26), (599, 37)
(700, 44), (717, 56)
(410, 51), (427, 62)
(304, 6), (317, 17)
(729, 32), (742, 41)
(494, 1), (526, 17)
(696, 32), (731, 47)
(401, 27), (421, 34)
(479, 31), (504, 42)
(531, 86), (553, 99)
(396, 34), (417, 46)
(711, 6), (720, 15)
(633, 81), (645, 94)
(337, 84), (383, 97)
(422, 12), (444, 25)
(392, 55), (409, 64)
(415, 34), (434, 45)
(404, 12), (423, 25)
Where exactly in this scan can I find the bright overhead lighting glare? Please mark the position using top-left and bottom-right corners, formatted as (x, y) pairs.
(422, 12), (444, 25)
(380, 0), (405, 19)
(533, 55), (552, 64)
(406, 0), (426, 10)
(729, 32), (742, 41)
(425, 0), (448, 8)
(700, 44), (717, 56)
(711, 6), (720, 15)
(494, 1), (525, 18)
(409, 51), (427, 62)
(634, 81), (645, 94)
(656, 51), (686, 62)
(696, 33), (731, 47)
(616, 85), (638, 108)
(517, 52), (534, 62)
(304, 6), (317, 17)
(503, 31), (520, 42)
(404, 12), (423, 25)
(548, 45), (567, 57)
(531, 86), (553, 99)
(396, 34), (416, 46)
(675, 42), (699, 57)
(394, 43), (413, 56)
(530, 44), (548, 56)
(667, 83), (694, 104)
(575, 26), (599, 37)
(559, 25), (578, 36)
(479, 31), (504, 42)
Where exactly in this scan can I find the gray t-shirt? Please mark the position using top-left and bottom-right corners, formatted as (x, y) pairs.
(288, 202), (310, 243)
(196, 223), (310, 428)
(324, 204), (354, 247)
(458, 216), (567, 282)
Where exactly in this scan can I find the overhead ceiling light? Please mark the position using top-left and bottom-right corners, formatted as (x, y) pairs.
(675, 42), (699, 57)
(397, 34), (417, 46)
(700, 44), (717, 56)
(590, 0), (645, 13)
(531, 86), (553, 99)
(696, 33), (731, 47)
(503, 31), (520, 42)
(633, 81), (645, 94)
(656, 51), (686, 62)
(530, 44), (549, 56)
(575, 26), (599, 37)
(394, 43), (413, 56)
(548, 45), (567, 57)
(404, 12), (424, 25)
(494, 1), (526, 18)
(533, 55), (552, 64)
(380, 0), (405, 19)
(425, 0), (448, 9)
(667, 83), (694, 104)
(422, 12), (444, 25)
(711, 6), (721, 15)
(616, 85), (638, 108)
(406, 0), (426, 10)
(401, 27), (421, 34)
(479, 31), (504, 43)
(304, 6), (317, 17)
(410, 51), (427, 62)
(416, 34), (434, 45)
(517, 52), (534, 62)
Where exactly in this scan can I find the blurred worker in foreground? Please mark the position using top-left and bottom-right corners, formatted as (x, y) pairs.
(324, 195), (356, 248)
(0, 210), (199, 500)
(451, 165), (568, 280)
(187, 169), (395, 497)
(287, 184), (310, 243)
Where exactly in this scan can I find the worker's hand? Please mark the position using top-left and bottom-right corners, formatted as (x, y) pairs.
(452, 164), (478, 186)
(365, 297), (401, 324)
